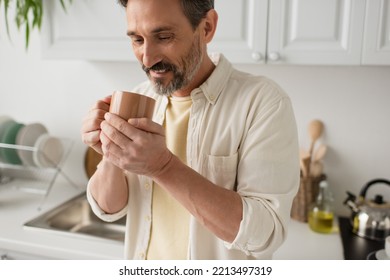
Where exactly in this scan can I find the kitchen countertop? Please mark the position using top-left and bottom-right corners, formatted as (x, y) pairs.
(274, 219), (343, 260)
(0, 178), (344, 260)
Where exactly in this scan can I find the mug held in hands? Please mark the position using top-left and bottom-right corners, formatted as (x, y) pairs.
(109, 91), (155, 120)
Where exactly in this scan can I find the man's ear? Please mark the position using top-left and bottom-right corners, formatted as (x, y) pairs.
(202, 9), (218, 43)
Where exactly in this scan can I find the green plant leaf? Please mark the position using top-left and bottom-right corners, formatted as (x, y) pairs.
(2, 0), (11, 38)
(25, 18), (29, 50)
(1, 0), (71, 49)
(59, 0), (72, 13)
(59, 0), (66, 11)
(37, 0), (42, 29)
(31, 0), (42, 29)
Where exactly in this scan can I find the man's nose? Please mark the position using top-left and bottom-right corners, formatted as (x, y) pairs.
(142, 42), (161, 69)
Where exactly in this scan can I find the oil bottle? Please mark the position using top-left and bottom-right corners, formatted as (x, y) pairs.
(308, 180), (334, 233)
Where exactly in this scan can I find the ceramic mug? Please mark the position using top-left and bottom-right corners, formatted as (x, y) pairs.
(109, 91), (155, 120)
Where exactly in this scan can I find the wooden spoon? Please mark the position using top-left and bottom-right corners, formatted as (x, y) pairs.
(308, 120), (324, 156)
(314, 144), (327, 162)
(300, 149), (311, 178)
(310, 161), (323, 177)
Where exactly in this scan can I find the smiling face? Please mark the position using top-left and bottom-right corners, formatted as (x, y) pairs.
(140, 28), (203, 96)
(126, 0), (217, 96)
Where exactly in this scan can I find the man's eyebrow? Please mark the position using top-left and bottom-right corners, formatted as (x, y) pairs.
(127, 26), (175, 37)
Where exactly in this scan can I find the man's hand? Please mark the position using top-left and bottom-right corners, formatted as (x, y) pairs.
(81, 96), (111, 155)
(100, 113), (173, 177)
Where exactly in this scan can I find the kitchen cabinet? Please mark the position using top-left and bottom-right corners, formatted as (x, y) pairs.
(41, 0), (264, 63)
(265, 0), (390, 65)
(41, 0), (131, 61)
(41, 0), (390, 65)
(208, 0), (267, 64)
(362, 0), (390, 65)
(266, 0), (366, 65)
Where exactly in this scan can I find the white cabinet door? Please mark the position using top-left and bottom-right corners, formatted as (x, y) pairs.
(267, 0), (366, 65)
(41, 0), (134, 61)
(208, 0), (268, 64)
(362, 0), (390, 65)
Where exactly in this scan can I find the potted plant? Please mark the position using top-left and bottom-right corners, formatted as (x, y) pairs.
(0, 0), (72, 49)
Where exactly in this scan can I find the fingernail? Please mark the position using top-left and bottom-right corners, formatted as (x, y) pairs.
(128, 118), (138, 126)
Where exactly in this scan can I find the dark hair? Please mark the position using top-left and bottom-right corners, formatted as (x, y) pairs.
(117, 0), (214, 29)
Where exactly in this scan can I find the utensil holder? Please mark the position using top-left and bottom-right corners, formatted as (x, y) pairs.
(291, 174), (326, 222)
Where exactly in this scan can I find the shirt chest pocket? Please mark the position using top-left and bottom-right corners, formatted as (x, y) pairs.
(200, 152), (238, 190)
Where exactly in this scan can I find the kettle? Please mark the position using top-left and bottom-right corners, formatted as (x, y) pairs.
(343, 178), (390, 241)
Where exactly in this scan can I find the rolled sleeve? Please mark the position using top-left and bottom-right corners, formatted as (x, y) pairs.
(86, 181), (128, 223)
(224, 197), (277, 256)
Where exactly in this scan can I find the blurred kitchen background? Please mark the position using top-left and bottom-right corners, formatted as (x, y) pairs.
(1, 0), (389, 220)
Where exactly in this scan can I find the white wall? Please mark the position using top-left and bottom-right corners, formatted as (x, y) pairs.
(1, 29), (390, 217)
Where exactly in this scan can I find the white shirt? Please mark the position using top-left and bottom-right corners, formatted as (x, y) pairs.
(87, 54), (300, 260)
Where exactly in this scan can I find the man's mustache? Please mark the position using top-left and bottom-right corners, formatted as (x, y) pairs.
(142, 61), (175, 73)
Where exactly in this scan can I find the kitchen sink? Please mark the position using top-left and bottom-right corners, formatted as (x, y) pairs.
(24, 193), (126, 243)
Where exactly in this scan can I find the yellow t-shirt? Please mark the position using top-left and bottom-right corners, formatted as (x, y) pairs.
(146, 95), (192, 260)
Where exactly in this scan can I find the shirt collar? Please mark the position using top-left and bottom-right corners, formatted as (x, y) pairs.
(196, 53), (233, 105)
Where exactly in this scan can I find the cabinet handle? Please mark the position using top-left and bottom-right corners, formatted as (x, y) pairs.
(268, 52), (280, 61)
(251, 52), (263, 62)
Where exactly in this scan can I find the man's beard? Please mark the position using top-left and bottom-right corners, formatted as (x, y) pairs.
(142, 35), (203, 96)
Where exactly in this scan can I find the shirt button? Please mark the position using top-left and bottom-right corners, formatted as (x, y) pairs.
(144, 183), (151, 190)
(209, 95), (215, 101)
(139, 252), (145, 259)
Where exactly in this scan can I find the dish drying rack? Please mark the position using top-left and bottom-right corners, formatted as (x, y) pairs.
(0, 139), (77, 209)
